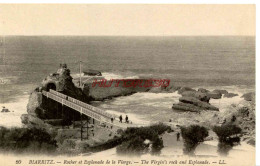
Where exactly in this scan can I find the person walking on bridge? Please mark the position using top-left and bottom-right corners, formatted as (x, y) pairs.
(119, 115), (123, 123)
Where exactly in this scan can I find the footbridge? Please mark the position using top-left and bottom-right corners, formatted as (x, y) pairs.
(42, 89), (138, 129)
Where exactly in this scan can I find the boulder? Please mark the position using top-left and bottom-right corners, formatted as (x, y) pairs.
(178, 87), (196, 94)
(83, 69), (102, 76)
(198, 88), (209, 93)
(241, 92), (255, 101)
(224, 93), (238, 98)
(247, 138), (255, 146)
(165, 86), (181, 92)
(172, 101), (218, 112)
(172, 103), (202, 112)
(181, 91), (210, 103)
(149, 85), (181, 93)
(179, 97), (219, 111)
(207, 91), (222, 99)
(212, 89), (228, 95)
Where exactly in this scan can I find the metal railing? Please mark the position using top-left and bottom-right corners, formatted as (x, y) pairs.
(42, 90), (141, 128)
(42, 90), (124, 124)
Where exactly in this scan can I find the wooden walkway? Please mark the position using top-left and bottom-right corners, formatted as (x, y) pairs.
(42, 89), (138, 129)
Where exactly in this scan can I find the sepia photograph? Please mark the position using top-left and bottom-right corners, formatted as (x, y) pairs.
(0, 3), (256, 166)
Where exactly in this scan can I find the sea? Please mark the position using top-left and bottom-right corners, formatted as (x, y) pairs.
(0, 36), (255, 127)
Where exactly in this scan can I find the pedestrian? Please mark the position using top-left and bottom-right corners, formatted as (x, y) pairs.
(111, 117), (114, 123)
(125, 115), (129, 123)
(119, 115), (123, 123)
(231, 115), (236, 122)
(177, 132), (180, 141)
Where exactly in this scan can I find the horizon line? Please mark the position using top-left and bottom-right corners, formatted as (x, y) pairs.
(1, 35), (256, 37)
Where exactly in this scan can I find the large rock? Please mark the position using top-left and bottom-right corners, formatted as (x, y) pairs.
(206, 91), (222, 99)
(181, 91), (210, 103)
(198, 88), (209, 93)
(179, 97), (219, 111)
(172, 103), (203, 112)
(241, 92), (255, 101)
(247, 138), (255, 146)
(83, 69), (102, 76)
(24, 64), (89, 126)
(84, 79), (151, 100)
(212, 89), (228, 95)
(148, 85), (180, 93)
(41, 64), (88, 101)
(178, 87), (196, 94)
(224, 93), (238, 98)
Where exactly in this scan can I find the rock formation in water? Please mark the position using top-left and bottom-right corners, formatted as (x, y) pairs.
(83, 79), (151, 101)
(241, 92), (255, 101)
(172, 89), (220, 112)
(223, 93), (239, 98)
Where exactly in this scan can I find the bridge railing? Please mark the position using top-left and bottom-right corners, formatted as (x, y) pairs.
(50, 89), (67, 99)
(42, 90), (141, 128)
(48, 90), (115, 119)
(43, 90), (104, 122)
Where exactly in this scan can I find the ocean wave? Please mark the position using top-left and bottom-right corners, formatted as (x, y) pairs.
(102, 72), (139, 79)
(0, 95), (29, 128)
(0, 76), (19, 85)
(71, 72), (140, 81)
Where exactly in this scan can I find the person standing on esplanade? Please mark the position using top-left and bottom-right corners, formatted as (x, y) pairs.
(125, 115), (129, 123)
(119, 115), (123, 123)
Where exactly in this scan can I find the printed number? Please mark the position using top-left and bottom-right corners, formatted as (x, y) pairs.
(16, 160), (22, 164)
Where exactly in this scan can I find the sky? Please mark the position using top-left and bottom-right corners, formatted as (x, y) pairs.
(0, 4), (255, 36)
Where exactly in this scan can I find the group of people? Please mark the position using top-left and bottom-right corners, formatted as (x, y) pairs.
(119, 115), (129, 123)
(110, 115), (129, 123)
(1, 106), (10, 113)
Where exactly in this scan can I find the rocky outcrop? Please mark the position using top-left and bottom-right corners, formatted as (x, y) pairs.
(172, 87), (225, 112)
(84, 79), (151, 100)
(181, 91), (210, 103)
(83, 69), (102, 76)
(241, 92), (255, 101)
(179, 97), (219, 111)
(177, 87), (196, 94)
(23, 64), (88, 128)
(212, 89), (228, 95)
(198, 88), (209, 93)
(148, 85), (181, 93)
(217, 99), (255, 145)
(27, 91), (42, 116)
(206, 91), (222, 99)
(204, 89), (229, 99)
(20, 114), (57, 136)
(172, 102), (202, 112)
(224, 93), (238, 98)
(172, 93), (219, 112)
